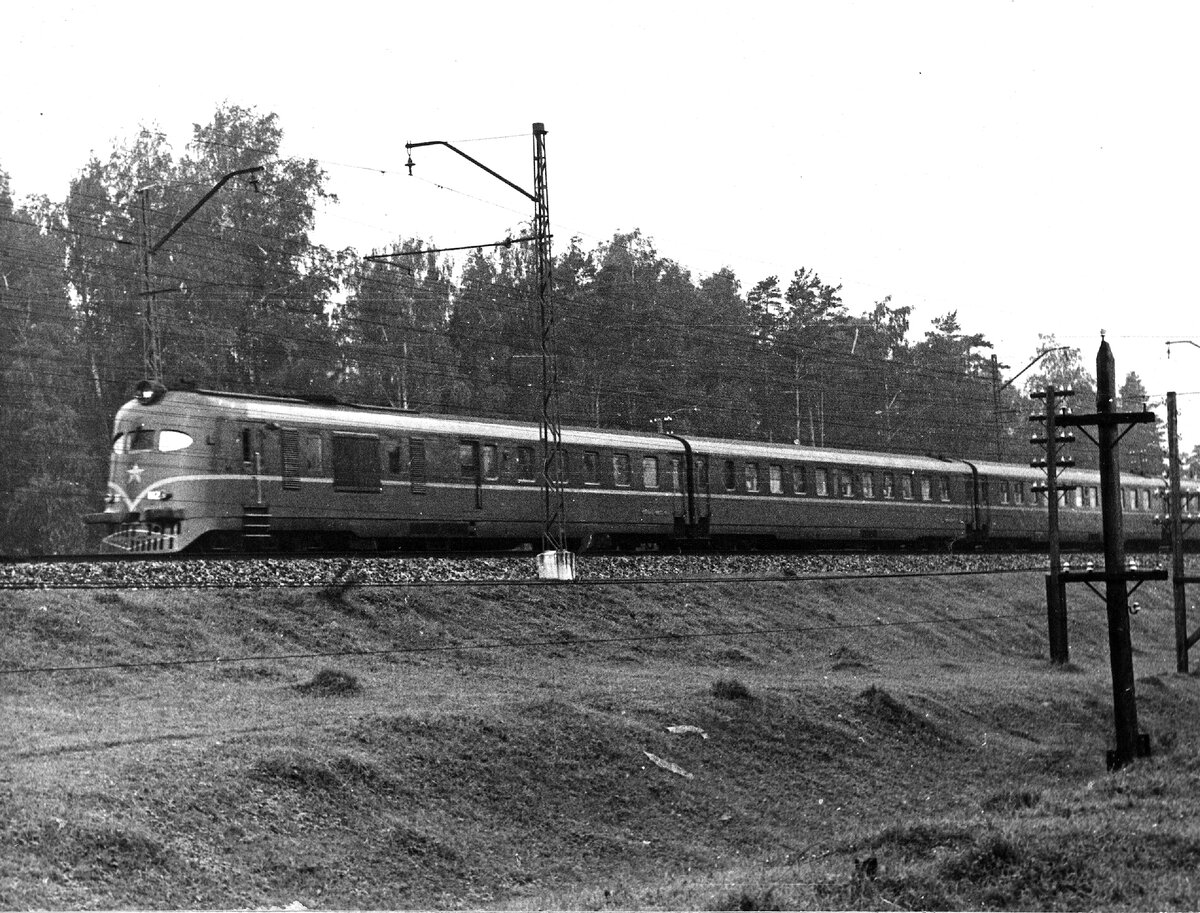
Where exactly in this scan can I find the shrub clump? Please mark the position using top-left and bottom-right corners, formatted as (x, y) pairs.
(711, 678), (754, 701)
(294, 668), (362, 696)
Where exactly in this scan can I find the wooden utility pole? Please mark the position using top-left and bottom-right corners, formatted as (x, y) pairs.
(1030, 387), (1075, 664)
(1057, 337), (1164, 770)
(1166, 391), (1200, 671)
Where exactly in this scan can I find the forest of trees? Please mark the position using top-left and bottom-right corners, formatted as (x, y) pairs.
(0, 104), (1180, 554)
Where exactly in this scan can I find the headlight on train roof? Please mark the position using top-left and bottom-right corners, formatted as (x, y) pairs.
(135, 380), (167, 405)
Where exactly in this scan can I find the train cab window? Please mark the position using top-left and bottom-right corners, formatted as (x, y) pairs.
(516, 446), (537, 482)
(241, 428), (253, 464)
(695, 456), (708, 491)
(613, 453), (632, 487)
(938, 476), (951, 502)
(769, 465), (783, 494)
(126, 428), (156, 452)
(582, 451), (600, 485)
(814, 467), (829, 496)
(387, 444), (402, 475)
(483, 444), (499, 481)
(861, 471), (874, 499)
(882, 472), (895, 499)
(900, 474), (914, 500)
(792, 465), (807, 495)
(723, 460), (737, 491)
(158, 430), (193, 452)
(643, 456), (659, 489)
(670, 457), (682, 492)
(745, 462), (759, 493)
(838, 470), (854, 498)
(304, 434), (325, 474)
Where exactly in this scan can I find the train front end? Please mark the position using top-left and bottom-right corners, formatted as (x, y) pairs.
(84, 383), (216, 553)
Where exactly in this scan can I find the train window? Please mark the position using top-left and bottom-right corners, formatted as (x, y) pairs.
(582, 451), (600, 485)
(241, 428), (253, 464)
(745, 463), (759, 493)
(305, 434), (324, 474)
(483, 444), (499, 480)
(1072, 487), (1084, 508)
(814, 468), (829, 496)
(769, 465), (783, 494)
(900, 474), (914, 500)
(695, 456), (708, 490)
(838, 470), (854, 498)
(459, 441), (480, 480)
(409, 439), (427, 494)
(643, 456), (659, 489)
(158, 430), (193, 452)
(613, 453), (632, 487)
(670, 458), (682, 492)
(882, 472), (894, 499)
(517, 446), (537, 482)
(723, 460), (736, 491)
(861, 472), (874, 499)
(938, 477), (951, 502)
(792, 465), (807, 495)
(387, 444), (402, 475)
(918, 477), (931, 501)
(1086, 486), (1098, 508)
(333, 434), (382, 492)
(999, 481), (1010, 505)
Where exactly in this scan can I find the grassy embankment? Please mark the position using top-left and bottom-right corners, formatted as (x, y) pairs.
(4, 562), (1200, 909)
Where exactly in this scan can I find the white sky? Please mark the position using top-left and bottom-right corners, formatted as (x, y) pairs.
(6, 0), (1200, 447)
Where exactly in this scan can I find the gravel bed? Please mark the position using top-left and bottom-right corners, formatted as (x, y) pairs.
(0, 550), (1157, 591)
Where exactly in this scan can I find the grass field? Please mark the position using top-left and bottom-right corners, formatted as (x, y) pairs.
(4, 562), (1200, 909)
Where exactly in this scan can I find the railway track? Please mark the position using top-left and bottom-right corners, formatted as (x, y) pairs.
(0, 549), (1153, 591)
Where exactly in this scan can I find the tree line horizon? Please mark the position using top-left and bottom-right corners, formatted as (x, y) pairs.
(0, 104), (1178, 554)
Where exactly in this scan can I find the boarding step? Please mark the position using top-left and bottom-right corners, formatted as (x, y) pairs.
(242, 504), (273, 539)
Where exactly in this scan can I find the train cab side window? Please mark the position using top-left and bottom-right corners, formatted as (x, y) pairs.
(938, 476), (951, 502)
(900, 474), (914, 500)
(744, 462), (758, 493)
(861, 471), (874, 499)
(792, 465), (807, 495)
(670, 457), (682, 492)
(643, 456), (659, 489)
(126, 428), (156, 452)
(241, 428), (253, 464)
(305, 434), (325, 474)
(814, 467), (829, 496)
(158, 430), (193, 452)
(459, 441), (480, 480)
(881, 471), (894, 499)
(613, 453), (632, 487)
(387, 444), (402, 475)
(516, 446), (536, 482)
(694, 456), (708, 491)
(769, 464), (783, 494)
(723, 460), (736, 491)
(582, 451), (600, 485)
(483, 444), (499, 481)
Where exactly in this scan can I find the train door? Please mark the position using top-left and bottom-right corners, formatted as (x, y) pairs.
(459, 440), (483, 510)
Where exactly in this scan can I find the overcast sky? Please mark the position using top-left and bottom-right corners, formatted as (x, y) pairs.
(6, 0), (1200, 446)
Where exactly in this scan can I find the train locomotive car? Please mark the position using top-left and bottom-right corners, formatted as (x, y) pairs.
(84, 384), (1200, 554)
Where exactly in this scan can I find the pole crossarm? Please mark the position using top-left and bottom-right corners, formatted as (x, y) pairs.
(405, 140), (536, 202)
(150, 166), (264, 255)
